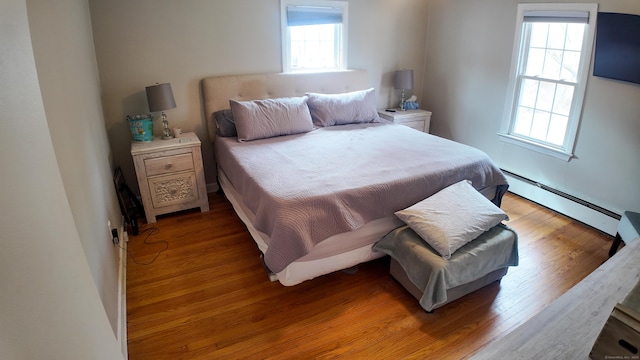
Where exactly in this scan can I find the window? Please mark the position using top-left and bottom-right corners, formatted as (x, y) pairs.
(499, 4), (597, 161)
(281, 0), (348, 72)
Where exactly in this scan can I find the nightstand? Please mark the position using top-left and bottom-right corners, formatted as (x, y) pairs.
(377, 109), (432, 133)
(131, 132), (209, 223)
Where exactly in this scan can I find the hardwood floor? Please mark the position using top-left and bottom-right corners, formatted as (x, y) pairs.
(126, 192), (613, 359)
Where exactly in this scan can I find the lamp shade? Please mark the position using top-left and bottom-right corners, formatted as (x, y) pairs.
(394, 70), (414, 90)
(145, 83), (176, 112)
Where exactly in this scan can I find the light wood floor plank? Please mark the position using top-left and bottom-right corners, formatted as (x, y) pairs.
(126, 191), (613, 359)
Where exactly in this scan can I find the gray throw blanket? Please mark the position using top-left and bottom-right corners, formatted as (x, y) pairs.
(374, 223), (519, 311)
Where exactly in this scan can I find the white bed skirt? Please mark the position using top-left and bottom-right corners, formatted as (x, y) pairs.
(218, 168), (499, 286)
(218, 168), (405, 286)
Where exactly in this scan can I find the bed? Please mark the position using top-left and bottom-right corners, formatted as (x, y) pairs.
(201, 70), (509, 286)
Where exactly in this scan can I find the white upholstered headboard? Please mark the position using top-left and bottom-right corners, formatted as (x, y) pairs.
(201, 70), (369, 143)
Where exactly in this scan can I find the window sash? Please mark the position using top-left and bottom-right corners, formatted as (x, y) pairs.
(499, 3), (598, 161)
(512, 76), (576, 148)
(511, 21), (584, 148)
(289, 24), (342, 70)
(281, 0), (348, 72)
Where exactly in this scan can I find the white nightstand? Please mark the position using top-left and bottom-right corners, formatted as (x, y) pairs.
(377, 109), (432, 133)
(131, 132), (209, 223)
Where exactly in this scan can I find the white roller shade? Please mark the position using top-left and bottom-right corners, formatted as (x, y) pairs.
(523, 10), (589, 23)
(287, 6), (343, 26)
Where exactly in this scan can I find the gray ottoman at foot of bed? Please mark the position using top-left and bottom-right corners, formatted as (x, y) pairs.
(374, 223), (519, 312)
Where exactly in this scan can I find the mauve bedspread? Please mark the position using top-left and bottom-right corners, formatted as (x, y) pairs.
(215, 123), (508, 273)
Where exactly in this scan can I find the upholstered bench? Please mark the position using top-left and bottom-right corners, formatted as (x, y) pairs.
(374, 223), (518, 312)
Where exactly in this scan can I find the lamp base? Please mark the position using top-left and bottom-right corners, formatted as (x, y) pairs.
(160, 111), (173, 140)
(399, 89), (407, 111)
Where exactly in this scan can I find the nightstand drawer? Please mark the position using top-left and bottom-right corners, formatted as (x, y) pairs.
(402, 120), (425, 132)
(148, 172), (198, 208)
(144, 153), (194, 177)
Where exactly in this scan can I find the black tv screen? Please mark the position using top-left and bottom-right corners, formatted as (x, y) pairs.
(593, 12), (640, 85)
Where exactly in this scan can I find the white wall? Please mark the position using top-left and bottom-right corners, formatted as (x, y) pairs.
(423, 0), (640, 220)
(88, 0), (430, 193)
(87, 0), (637, 230)
(0, 0), (124, 358)
(26, 0), (124, 336)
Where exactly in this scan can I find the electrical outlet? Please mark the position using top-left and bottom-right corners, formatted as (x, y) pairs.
(111, 229), (119, 245)
(108, 220), (119, 245)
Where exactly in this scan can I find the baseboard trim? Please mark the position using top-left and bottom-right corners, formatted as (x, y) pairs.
(505, 173), (619, 236)
(206, 182), (220, 194)
(117, 227), (128, 359)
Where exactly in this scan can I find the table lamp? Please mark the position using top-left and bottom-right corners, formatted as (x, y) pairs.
(146, 82), (176, 140)
(394, 70), (413, 111)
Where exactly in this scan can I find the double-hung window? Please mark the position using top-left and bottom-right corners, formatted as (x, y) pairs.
(281, 0), (348, 72)
(500, 4), (597, 161)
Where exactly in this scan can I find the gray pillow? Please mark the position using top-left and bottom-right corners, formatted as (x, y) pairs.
(395, 180), (509, 259)
(213, 109), (237, 137)
(229, 97), (314, 142)
(306, 88), (379, 127)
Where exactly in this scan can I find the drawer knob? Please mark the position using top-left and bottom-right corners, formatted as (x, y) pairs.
(165, 163), (173, 169)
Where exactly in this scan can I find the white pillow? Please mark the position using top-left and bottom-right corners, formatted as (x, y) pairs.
(306, 88), (378, 127)
(395, 180), (509, 259)
(230, 97), (314, 142)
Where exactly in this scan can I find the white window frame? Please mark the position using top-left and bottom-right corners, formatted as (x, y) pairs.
(499, 3), (598, 161)
(280, 0), (348, 73)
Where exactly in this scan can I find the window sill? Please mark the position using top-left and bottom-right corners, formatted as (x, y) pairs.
(498, 133), (573, 161)
(285, 68), (347, 74)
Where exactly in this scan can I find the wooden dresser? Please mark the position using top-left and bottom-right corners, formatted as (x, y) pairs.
(131, 132), (209, 223)
(471, 237), (640, 359)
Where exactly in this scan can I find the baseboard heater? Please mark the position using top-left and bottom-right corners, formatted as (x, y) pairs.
(501, 169), (621, 221)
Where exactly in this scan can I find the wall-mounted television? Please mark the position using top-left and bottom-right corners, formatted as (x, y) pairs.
(593, 12), (640, 85)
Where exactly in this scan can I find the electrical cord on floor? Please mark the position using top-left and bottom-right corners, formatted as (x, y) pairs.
(117, 223), (168, 266)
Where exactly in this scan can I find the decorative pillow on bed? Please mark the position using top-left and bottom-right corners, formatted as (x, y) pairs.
(229, 97), (314, 142)
(395, 180), (509, 259)
(306, 88), (379, 127)
(213, 109), (237, 137)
